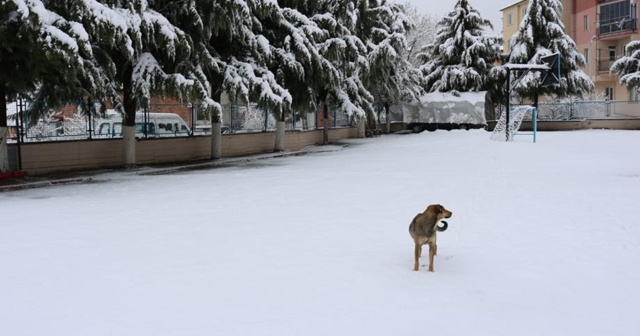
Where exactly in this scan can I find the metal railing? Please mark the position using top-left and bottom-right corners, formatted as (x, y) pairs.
(598, 56), (622, 72)
(531, 100), (640, 120)
(5, 100), (356, 143)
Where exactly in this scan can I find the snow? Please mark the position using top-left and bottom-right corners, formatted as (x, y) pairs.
(504, 63), (551, 70)
(2, 134), (640, 335)
(421, 90), (486, 104)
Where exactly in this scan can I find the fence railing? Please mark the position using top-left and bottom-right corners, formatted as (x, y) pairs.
(5, 101), (355, 143)
(504, 100), (640, 121)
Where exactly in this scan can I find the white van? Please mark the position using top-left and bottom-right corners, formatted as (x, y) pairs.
(94, 111), (192, 138)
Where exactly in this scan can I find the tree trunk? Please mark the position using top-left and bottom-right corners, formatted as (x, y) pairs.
(210, 89), (223, 160)
(385, 103), (391, 134)
(274, 106), (286, 152)
(275, 121), (285, 152)
(0, 82), (9, 172)
(122, 65), (137, 168)
(211, 122), (222, 159)
(122, 126), (136, 167)
(357, 117), (366, 138)
(322, 103), (329, 145)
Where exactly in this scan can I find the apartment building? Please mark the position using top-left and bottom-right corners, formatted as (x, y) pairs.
(575, 0), (639, 101)
(501, 0), (639, 102)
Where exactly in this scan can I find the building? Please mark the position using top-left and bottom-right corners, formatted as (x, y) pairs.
(500, 0), (638, 102)
(575, 0), (639, 101)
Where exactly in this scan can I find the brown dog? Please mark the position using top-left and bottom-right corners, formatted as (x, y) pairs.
(408, 204), (453, 272)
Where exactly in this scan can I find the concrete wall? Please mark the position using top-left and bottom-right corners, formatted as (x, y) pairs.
(11, 127), (357, 175)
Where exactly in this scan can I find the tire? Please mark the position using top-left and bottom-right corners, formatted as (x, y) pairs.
(411, 124), (422, 133)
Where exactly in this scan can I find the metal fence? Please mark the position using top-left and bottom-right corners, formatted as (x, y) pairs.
(490, 100), (640, 121)
(5, 100), (356, 143)
(535, 100), (640, 120)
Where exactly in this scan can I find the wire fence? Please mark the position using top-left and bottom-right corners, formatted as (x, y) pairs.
(490, 100), (640, 121)
(537, 100), (640, 120)
(5, 100), (355, 143)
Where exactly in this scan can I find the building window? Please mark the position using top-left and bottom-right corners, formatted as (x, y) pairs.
(507, 13), (513, 26)
(609, 46), (616, 60)
(584, 48), (590, 64)
(630, 88), (639, 102)
(584, 14), (589, 31)
(605, 87), (614, 101)
(599, 0), (635, 34)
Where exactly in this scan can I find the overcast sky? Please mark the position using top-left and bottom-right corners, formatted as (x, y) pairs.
(404, 0), (516, 33)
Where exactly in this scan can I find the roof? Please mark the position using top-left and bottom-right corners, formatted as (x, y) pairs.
(500, 0), (528, 12)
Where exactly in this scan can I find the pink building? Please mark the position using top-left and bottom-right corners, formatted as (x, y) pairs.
(573, 0), (639, 101)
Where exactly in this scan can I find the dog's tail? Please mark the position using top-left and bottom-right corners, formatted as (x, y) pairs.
(437, 221), (448, 232)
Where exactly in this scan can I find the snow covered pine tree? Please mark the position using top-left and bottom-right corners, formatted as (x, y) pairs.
(0, 0), (96, 172)
(611, 40), (640, 92)
(419, 0), (501, 94)
(358, 0), (423, 134)
(507, 0), (594, 103)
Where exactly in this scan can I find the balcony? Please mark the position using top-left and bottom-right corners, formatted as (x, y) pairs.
(597, 2), (637, 37)
(598, 56), (622, 72)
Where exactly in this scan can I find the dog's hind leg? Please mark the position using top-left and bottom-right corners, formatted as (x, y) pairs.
(428, 243), (436, 272)
(413, 243), (421, 271)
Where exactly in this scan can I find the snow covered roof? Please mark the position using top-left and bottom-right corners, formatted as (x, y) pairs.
(500, 0), (527, 12)
(420, 91), (486, 104)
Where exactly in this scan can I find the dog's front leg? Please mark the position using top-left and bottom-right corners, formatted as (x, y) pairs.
(428, 243), (436, 272)
(413, 244), (421, 271)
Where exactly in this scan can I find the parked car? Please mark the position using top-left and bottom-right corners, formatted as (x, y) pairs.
(94, 111), (192, 138)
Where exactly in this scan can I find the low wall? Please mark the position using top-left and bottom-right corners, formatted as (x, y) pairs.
(486, 119), (640, 132)
(10, 127), (358, 175)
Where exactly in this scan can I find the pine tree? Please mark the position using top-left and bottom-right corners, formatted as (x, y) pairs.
(507, 0), (594, 101)
(246, 0), (336, 149)
(156, 1), (292, 118)
(420, 0), (501, 94)
(0, 0), (90, 172)
(611, 40), (640, 91)
(156, 0), (296, 156)
(357, 0), (423, 132)
(279, 0), (374, 143)
(56, 0), (209, 167)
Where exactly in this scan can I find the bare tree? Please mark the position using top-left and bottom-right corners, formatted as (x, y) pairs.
(402, 2), (439, 66)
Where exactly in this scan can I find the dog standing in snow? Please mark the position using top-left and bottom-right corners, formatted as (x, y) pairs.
(408, 204), (452, 272)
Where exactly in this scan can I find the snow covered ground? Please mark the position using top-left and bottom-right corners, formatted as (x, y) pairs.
(1, 130), (639, 336)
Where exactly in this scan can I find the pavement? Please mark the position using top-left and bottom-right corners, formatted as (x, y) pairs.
(0, 144), (348, 192)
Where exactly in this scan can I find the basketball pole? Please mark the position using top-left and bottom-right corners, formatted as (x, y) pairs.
(505, 67), (511, 141)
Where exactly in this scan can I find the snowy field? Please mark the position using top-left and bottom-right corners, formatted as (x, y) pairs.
(1, 130), (639, 336)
